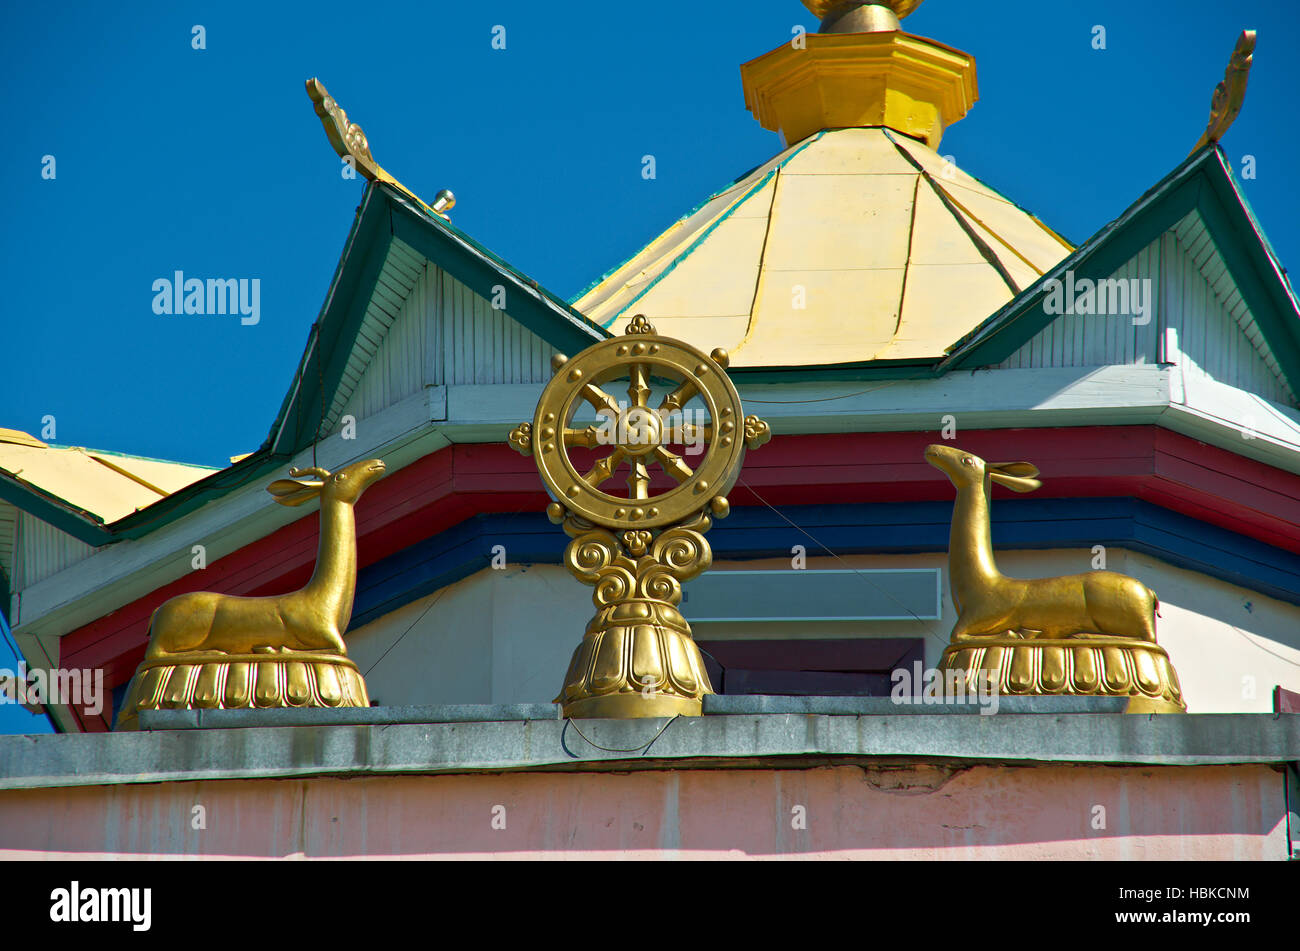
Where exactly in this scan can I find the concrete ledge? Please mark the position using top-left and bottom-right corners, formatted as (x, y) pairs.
(701, 695), (1129, 715)
(1, 712), (1298, 790)
(138, 703), (563, 730)
(135, 694), (1126, 731)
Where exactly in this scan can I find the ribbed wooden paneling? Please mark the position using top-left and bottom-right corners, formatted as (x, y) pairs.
(337, 242), (556, 424)
(998, 239), (1162, 370)
(0, 502), (15, 591)
(434, 271), (555, 387)
(1170, 215), (1294, 404)
(14, 512), (97, 590)
(997, 213), (1295, 406)
(327, 239), (425, 428)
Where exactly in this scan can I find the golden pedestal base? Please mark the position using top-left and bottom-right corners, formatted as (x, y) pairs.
(939, 636), (1186, 713)
(116, 651), (370, 731)
(557, 600), (713, 719)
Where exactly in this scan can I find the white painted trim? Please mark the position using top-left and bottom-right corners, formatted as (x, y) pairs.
(18, 365), (1300, 650)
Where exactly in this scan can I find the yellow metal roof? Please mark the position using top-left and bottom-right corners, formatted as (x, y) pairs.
(0, 429), (216, 524)
(573, 128), (1073, 367)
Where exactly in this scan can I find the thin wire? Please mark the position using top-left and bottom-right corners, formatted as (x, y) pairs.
(736, 476), (952, 647)
(363, 587), (448, 678)
(564, 714), (680, 753)
(743, 381), (901, 404)
(1226, 622), (1300, 669)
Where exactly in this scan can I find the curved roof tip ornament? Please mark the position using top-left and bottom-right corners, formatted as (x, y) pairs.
(306, 77), (456, 221)
(1189, 30), (1256, 156)
(509, 315), (771, 719)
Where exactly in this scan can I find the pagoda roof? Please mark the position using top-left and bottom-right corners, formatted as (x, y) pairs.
(573, 127), (1073, 367)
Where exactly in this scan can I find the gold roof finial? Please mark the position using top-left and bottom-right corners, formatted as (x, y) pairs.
(306, 78), (455, 220)
(744, 0), (974, 148)
(1190, 30), (1256, 155)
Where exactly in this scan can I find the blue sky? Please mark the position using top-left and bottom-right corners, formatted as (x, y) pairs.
(1, 0), (1298, 730)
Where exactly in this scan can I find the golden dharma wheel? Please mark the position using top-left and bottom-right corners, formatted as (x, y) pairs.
(528, 314), (752, 531)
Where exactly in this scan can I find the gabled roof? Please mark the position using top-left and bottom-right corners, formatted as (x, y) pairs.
(0, 182), (610, 547)
(941, 147), (1300, 397)
(268, 182), (606, 457)
(573, 127), (1073, 368)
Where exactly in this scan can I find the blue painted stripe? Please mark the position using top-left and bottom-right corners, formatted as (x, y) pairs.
(348, 498), (1300, 628)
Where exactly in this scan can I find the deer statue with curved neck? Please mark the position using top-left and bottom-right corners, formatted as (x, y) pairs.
(925, 443), (1156, 640)
(144, 458), (386, 658)
(116, 458), (386, 729)
(924, 444), (1185, 713)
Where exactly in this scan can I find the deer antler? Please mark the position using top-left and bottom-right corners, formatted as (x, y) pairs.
(267, 467), (329, 507)
(288, 466), (332, 479)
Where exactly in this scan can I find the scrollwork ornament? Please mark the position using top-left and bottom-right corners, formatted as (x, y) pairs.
(508, 422), (533, 456)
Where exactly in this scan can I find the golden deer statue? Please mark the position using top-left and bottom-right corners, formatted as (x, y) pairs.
(924, 444), (1185, 712)
(116, 458), (386, 729)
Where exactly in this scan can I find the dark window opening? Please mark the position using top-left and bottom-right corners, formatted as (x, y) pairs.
(696, 638), (924, 697)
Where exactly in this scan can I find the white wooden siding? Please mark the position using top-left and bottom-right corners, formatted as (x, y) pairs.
(434, 271), (555, 386)
(998, 239), (1162, 370)
(336, 240), (556, 425)
(327, 239), (427, 428)
(14, 512), (97, 591)
(1168, 215), (1294, 404)
(996, 212), (1295, 406)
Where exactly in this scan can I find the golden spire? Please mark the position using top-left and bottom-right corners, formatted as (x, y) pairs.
(742, 0), (976, 147)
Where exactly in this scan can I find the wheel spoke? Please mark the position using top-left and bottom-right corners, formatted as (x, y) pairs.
(627, 363), (650, 409)
(564, 425), (607, 449)
(582, 447), (625, 487)
(627, 460), (651, 499)
(654, 447), (693, 484)
(663, 422), (712, 447)
(580, 383), (621, 417)
(658, 379), (698, 414)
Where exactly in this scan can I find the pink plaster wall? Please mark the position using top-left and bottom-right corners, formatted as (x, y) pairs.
(0, 764), (1288, 860)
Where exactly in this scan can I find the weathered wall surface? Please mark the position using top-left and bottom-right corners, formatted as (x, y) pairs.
(0, 764), (1287, 860)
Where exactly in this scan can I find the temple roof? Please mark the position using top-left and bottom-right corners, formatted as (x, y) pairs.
(573, 127), (1073, 367)
(0, 429), (214, 525)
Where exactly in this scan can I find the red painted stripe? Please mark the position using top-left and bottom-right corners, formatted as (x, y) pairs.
(55, 425), (1300, 731)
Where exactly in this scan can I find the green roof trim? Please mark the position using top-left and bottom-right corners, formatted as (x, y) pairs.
(567, 135), (825, 307)
(384, 186), (607, 357)
(592, 132), (826, 331)
(0, 473), (111, 546)
(272, 185), (394, 456)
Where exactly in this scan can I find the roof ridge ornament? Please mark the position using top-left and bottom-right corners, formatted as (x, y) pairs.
(306, 78), (456, 220)
(802, 0), (923, 33)
(1189, 30), (1256, 156)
